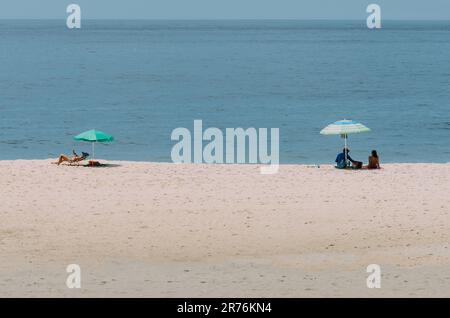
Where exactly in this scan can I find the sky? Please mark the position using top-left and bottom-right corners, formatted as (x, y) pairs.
(1, 0), (449, 20)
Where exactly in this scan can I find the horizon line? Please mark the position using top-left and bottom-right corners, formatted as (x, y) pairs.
(0, 17), (449, 21)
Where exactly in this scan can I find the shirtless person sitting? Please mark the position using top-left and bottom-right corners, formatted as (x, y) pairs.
(367, 150), (380, 169)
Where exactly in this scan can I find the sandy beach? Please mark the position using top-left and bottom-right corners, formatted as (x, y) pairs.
(1, 160), (450, 297)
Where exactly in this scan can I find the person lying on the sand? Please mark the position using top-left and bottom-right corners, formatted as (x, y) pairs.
(335, 148), (362, 169)
(366, 150), (380, 169)
(54, 150), (89, 165)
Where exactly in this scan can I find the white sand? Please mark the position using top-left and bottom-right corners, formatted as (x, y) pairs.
(1, 160), (450, 297)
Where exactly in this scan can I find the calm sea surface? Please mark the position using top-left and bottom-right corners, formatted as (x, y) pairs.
(0, 20), (449, 163)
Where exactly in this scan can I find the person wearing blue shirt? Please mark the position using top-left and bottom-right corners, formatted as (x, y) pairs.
(335, 148), (361, 169)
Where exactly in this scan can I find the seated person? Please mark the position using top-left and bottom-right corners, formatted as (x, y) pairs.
(366, 150), (380, 169)
(54, 150), (89, 165)
(335, 148), (362, 169)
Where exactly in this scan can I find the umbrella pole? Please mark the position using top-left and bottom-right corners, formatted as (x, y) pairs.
(344, 134), (348, 165)
(92, 142), (95, 161)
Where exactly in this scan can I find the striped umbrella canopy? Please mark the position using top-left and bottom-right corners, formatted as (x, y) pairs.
(320, 120), (371, 163)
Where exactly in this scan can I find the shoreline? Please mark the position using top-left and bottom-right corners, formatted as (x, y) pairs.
(1, 160), (450, 297)
(1, 159), (450, 165)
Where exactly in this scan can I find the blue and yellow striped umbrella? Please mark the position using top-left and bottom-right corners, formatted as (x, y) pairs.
(320, 120), (371, 163)
(320, 119), (371, 136)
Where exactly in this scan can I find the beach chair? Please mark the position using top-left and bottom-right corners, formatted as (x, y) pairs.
(53, 151), (90, 166)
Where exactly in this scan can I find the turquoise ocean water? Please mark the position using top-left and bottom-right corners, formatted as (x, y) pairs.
(0, 20), (449, 163)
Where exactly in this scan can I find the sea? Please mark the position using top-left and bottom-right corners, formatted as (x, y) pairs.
(0, 20), (449, 164)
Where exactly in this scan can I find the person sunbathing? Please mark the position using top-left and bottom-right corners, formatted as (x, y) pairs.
(366, 150), (380, 169)
(54, 150), (89, 165)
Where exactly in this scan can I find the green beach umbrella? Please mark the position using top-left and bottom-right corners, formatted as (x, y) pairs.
(73, 129), (114, 160)
(320, 119), (371, 163)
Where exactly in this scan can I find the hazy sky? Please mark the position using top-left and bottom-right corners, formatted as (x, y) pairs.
(1, 0), (450, 20)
